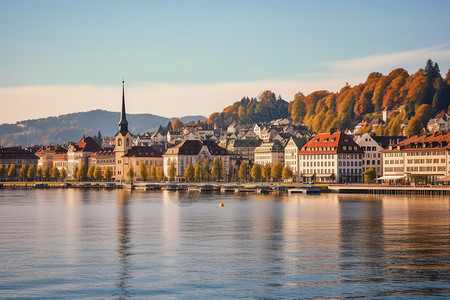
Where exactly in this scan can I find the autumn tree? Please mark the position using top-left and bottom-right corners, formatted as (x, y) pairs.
(184, 161), (195, 181)
(42, 166), (50, 181)
(211, 158), (223, 181)
(156, 167), (165, 180)
(202, 159), (210, 181)
(126, 165), (134, 182)
(262, 164), (271, 181)
(363, 168), (376, 183)
(77, 163), (87, 181)
(250, 164), (262, 181)
(172, 118), (184, 131)
(87, 165), (95, 179)
(238, 161), (248, 182)
(72, 166), (79, 180)
(0, 165), (4, 179)
(282, 166), (293, 180)
(103, 166), (112, 181)
(139, 162), (148, 181)
(27, 165), (35, 181)
(8, 164), (17, 179)
(168, 160), (177, 181)
(271, 162), (283, 181)
(60, 168), (67, 181)
(194, 160), (202, 181)
(50, 166), (60, 181)
(150, 164), (157, 180)
(37, 167), (43, 181)
(93, 166), (102, 180)
(19, 165), (28, 181)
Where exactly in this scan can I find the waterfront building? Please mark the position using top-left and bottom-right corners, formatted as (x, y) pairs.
(163, 140), (229, 180)
(0, 147), (39, 179)
(254, 140), (284, 166)
(53, 153), (68, 171)
(355, 133), (405, 177)
(88, 149), (115, 178)
(284, 137), (308, 181)
(67, 135), (102, 178)
(381, 131), (450, 184)
(114, 81), (163, 182)
(299, 132), (363, 183)
(36, 145), (67, 169)
(224, 139), (262, 164)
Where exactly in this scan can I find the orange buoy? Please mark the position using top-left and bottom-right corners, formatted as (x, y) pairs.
(25, 194), (28, 196)
(220, 202), (224, 207)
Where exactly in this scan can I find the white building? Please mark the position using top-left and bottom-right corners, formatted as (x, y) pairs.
(284, 137), (307, 181)
(299, 132), (363, 183)
(427, 111), (450, 133)
(254, 140), (285, 166)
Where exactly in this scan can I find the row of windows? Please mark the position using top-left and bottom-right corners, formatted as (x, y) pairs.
(365, 160), (381, 165)
(406, 151), (445, 156)
(339, 161), (362, 167)
(361, 146), (377, 151)
(304, 161), (335, 167)
(384, 167), (404, 172)
(365, 153), (381, 158)
(385, 160), (402, 165)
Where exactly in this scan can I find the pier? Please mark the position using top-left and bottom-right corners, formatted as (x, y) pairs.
(329, 185), (450, 196)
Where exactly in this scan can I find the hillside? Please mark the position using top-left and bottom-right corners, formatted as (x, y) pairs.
(207, 60), (450, 136)
(0, 110), (205, 147)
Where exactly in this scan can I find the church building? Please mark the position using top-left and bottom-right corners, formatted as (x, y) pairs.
(115, 81), (163, 182)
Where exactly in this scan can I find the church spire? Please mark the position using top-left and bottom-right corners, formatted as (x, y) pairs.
(119, 79), (129, 135)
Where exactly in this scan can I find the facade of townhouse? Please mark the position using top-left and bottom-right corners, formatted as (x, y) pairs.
(67, 135), (103, 178)
(355, 134), (405, 178)
(427, 111), (450, 133)
(36, 145), (67, 169)
(163, 140), (229, 180)
(381, 132), (450, 184)
(88, 149), (116, 178)
(224, 139), (262, 164)
(299, 132), (364, 183)
(254, 140), (285, 166)
(284, 137), (308, 181)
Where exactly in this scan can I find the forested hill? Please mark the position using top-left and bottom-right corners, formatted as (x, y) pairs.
(207, 60), (450, 136)
(0, 110), (205, 147)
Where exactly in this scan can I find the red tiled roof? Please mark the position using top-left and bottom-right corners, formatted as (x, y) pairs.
(383, 132), (450, 152)
(35, 145), (67, 157)
(300, 132), (363, 154)
(73, 136), (102, 153)
(53, 153), (67, 160)
(90, 149), (115, 157)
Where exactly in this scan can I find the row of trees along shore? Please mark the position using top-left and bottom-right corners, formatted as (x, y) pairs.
(0, 163), (113, 182)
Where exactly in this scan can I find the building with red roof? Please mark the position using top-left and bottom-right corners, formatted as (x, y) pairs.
(0, 147), (39, 180)
(35, 145), (67, 169)
(67, 134), (103, 178)
(380, 131), (450, 184)
(298, 132), (363, 183)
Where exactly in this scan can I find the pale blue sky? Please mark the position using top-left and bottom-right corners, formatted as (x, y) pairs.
(1, 0), (450, 122)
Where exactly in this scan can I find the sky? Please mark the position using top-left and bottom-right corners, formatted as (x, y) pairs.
(1, 0), (450, 124)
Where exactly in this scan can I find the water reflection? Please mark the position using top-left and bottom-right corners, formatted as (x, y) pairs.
(116, 190), (132, 299)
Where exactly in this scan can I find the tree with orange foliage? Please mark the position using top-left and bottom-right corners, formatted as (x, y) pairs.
(171, 119), (184, 131)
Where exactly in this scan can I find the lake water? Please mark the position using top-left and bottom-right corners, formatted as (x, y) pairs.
(0, 189), (449, 299)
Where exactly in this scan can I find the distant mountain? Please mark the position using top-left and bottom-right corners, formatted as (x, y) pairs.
(0, 110), (205, 147)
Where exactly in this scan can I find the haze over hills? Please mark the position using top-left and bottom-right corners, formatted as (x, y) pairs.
(0, 110), (205, 147)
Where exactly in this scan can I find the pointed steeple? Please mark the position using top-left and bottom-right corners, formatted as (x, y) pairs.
(119, 79), (129, 135)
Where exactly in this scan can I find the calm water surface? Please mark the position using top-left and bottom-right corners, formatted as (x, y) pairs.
(0, 189), (449, 299)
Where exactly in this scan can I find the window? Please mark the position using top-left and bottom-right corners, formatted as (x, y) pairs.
(118, 138), (122, 146)
(126, 138), (129, 146)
